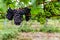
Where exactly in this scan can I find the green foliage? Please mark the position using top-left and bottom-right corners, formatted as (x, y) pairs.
(31, 1), (60, 24)
(20, 0), (30, 4)
(0, 28), (18, 40)
(18, 25), (35, 32)
(44, 2), (60, 15)
(39, 17), (46, 24)
(45, 10), (52, 17)
(40, 25), (60, 33)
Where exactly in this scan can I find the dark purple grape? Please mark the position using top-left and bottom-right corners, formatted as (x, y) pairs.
(13, 10), (23, 25)
(24, 7), (31, 21)
(18, 9), (25, 15)
(6, 8), (14, 20)
(24, 7), (31, 13)
(25, 13), (31, 21)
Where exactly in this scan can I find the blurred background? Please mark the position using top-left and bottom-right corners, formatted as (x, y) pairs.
(0, 0), (60, 40)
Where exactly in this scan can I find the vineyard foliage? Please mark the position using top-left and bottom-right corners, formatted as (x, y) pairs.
(0, 0), (60, 24)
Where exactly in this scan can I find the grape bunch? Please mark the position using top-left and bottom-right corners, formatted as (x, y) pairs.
(6, 7), (31, 25)
(6, 7), (14, 20)
(24, 7), (31, 21)
(13, 9), (23, 25)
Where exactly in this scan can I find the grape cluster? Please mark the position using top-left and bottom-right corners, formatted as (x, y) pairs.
(13, 9), (23, 25)
(6, 8), (14, 20)
(24, 7), (31, 21)
(6, 7), (31, 25)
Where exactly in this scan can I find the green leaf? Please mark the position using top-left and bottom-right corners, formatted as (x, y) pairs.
(20, 0), (30, 4)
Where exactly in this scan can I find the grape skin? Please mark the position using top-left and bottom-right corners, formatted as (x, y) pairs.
(6, 8), (14, 20)
(24, 7), (31, 21)
(13, 10), (23, 25)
